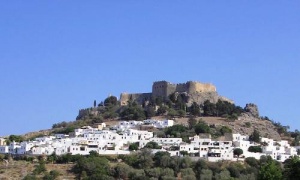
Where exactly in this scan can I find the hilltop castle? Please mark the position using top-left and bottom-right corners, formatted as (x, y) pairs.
(152, 81), (216, 97)
(120, 81), (232, 106)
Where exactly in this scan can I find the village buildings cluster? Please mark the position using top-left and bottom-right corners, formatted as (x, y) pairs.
(0, 119), (299, 163)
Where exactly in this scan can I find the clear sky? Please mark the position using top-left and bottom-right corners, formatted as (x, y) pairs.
(0, 1), (299, 136)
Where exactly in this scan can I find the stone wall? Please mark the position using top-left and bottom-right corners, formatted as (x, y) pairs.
(175, 83), (188, 93)
(120, 80), (224, 106)
(152, 81), (216, 97)
(77, 108), (98, 120)
(120, 93), (152, 105)
(152, 81), (176, 97)
(187, 81), (216, 94)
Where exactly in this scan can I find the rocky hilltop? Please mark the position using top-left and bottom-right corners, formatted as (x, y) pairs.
(72, 80), (291, 142)
(234, 104), (281, 140)
(168, 103), (281, 141)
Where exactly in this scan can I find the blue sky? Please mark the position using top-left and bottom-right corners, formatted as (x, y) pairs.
(0, 1), (299, 136)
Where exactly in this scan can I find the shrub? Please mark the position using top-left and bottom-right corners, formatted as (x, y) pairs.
(129, 142), (139, 151)
(144, 141), (161, 149)
(245, 122), (251, 128)
(33, 161), (47, 175)
(248, 146), (262, 153)
(194, 121), (210, 134)
(245, 157), (259, 168)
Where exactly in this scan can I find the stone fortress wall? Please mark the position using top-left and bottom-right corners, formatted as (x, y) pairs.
(152, 81), (176, 97)
(120, 92), (152, 106)
(187, 81), (217, 94)
(120, 80), (219, 105)
(152, 81), (217, 97)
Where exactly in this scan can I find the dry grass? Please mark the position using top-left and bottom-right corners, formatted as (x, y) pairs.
(0, 161), (75, 180)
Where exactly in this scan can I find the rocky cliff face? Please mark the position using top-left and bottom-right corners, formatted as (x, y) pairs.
(244, 103), (259, 118)
(231, 103), (280, 140)
(236, 112), (281, 140)
(186, 91), (234, 106)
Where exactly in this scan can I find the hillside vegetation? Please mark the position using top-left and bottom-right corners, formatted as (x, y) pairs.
(1, 150), (300, 180)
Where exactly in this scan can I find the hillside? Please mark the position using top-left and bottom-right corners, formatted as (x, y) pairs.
(21, 80), (294, 143)
(22, 114), (283, 143)
(0, 161), (75, 180)
(2, 80), (299, 180)
(173, 116), (281, 141)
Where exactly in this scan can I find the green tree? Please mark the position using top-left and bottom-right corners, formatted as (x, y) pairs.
(190, 102), (201, 116)
(89, 150), (99, 157)
(179, 156), (192, 169)
(52, 121), (68, 129)
(91, 116), (104, 124)
(72, 156), (110, 178)
(194, 121), (210, 134)
(168, 108), (178, 118)
(118, 154), (139, 167)
(8, 135), (24, 143)
(47, 152), (58, 163)
(215, 169), (232, 180)
(249, 129), (260, 143)
(104, 96), (118, 106)
(239, 173), (256, 180)
(227, 163), (242, 178)
(220, 126), (232, 135)
(146, 106), (156, 118)
(258, 159), (282, 180)
(200, 169), (213, 180)
(157, 106), (168, 116)
(168, 156), (181, 173)
(154, 151), (170, 167)
(120, 104), (146, 120)
(188, 116), (198, 130)
(135, 149), (154, 169)
(180, 151), (189, 156)
(145, 168), (162, 179)
(245, 157), (259, 168)
(180, 168), (196, 180)
(159, 154), (171, 168)
(233, 148), (243, 159)
(129, 142), (139, 151)
(203, 100), (217, 116)
(283, 156), (300, 180)
(248, 146), (262, 153)
(177, 109), (186, 117)
(144, 141), (161, 149)
(114, 163), (132, 179)
(176, 94), (187, 105)
(165, 124), (188, 137)
(161, 168), (175, 178)
(155, 96), (164, 106)
(194, 159), (208, 179)
(129, 169), (147, 179)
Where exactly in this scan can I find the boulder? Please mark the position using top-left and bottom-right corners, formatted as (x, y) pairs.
(244, 103), (259, 118)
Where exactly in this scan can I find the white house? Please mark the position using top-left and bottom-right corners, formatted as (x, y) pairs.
(0, 146), (8, 154)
